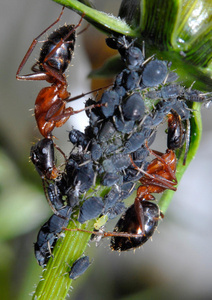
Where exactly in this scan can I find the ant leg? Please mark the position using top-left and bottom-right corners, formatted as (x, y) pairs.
(129, 155), (177, 191)
(53, 143), (67, 161)
(64, 84), (112, 103)
(62, 228), (144, 238)
(77, 23), (90, 35)
(183, 119), (190, 165)
(134, 197), (145, 234)
(16, 7), (65, 79)
(145, 141), (177, 183)
(134, 187), (157, 235)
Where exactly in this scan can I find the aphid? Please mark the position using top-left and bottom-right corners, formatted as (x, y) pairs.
(78, 197), (104, 223)
(121, 69), (140, 90)
(113, 115), (134, 134)
(102, 172), (123, 187)
(35, 206), (72, 267)
(124, 47), (144, 70)
(122, 93), (145, 121)
(69, 129), (88, 149)
(105, 36), (144, 70)
(103, 186), (120, 211)
(184, 88), (209, 102)
(16, 8), (105, 138)
(90, 142), (102, 161)
(160, 84), (184, 100)
(98, 121), (116, 143)
(108, 202), (126, 220)
(142, 60), (168, 87)
(64, 146), (177, 251)
(47, 183), (64, 211)
(100, 90), (119, 118)
(74, 162), (95, 193)
(102, 153), (131, 173)
(69, 256), (91, 280)
(123, 132), (145, 154)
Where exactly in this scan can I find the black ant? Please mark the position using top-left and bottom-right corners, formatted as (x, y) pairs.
(16, 7), (106, 138)
(30, 138), (64, 214)
(63, 143), (178, 251)
(167, 109), (190, 165)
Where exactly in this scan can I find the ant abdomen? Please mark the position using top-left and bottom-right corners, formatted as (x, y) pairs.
(39, 25), (76, 74)
(111, 202), (160, 251)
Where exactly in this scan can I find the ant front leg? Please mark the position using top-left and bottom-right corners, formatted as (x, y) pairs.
(134, 186), (155, 235)
(16, 7), (65, 80)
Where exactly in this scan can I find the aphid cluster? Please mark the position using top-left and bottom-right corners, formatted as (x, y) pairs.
(17, 10), (210, 280)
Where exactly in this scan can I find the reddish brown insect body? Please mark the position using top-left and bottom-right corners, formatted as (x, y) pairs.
(132, 148), (177, 233)
(34, 83), (71, 138)
(16, 8), (103, 138)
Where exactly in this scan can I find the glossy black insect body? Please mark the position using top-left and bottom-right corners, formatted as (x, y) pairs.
(30, 138), (58, 180)
(111, 202), (160, 251)
(167, 110), (185, 150)
(38, 25), (75, 76)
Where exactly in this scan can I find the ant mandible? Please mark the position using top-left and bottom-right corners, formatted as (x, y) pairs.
(16, 7), (104, 138)
(63, 143), (178, 251)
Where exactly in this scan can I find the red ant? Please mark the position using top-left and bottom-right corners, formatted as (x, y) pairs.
(16, 7), (105, 138)
(63, 143), (178, 251)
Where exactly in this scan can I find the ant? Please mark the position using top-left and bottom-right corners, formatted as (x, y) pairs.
(167, 109), (190, 165)
(16, 7), (106, 138)
(30, 138), (64, 214)
(63, 143), (178, 251)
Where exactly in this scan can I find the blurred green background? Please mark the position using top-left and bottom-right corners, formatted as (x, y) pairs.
(0, 0), (212, 299)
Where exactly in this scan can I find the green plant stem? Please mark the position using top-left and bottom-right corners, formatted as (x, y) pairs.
(33, 219), (95, 299)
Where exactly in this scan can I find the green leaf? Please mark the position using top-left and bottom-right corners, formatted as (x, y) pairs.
(52, 0), (138, 36)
